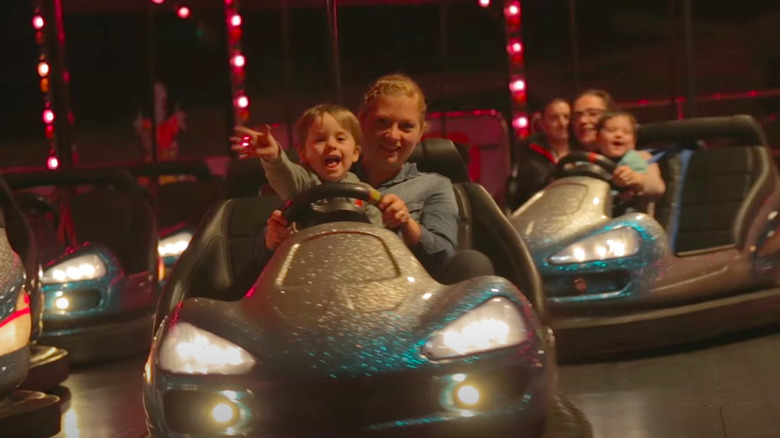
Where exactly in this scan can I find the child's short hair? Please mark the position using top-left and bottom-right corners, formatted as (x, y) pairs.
(358, 73), (428, 130)
(295, 103), (362, 149)
(596, 110), (638, 133)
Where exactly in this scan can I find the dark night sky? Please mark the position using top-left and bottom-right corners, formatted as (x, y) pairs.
(1, 0), (779, 164)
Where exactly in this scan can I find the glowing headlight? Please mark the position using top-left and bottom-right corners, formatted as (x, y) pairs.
(423, 297), (529, 360)
(158, 231), (193, 257)
(41, 253), (107, 284)
(549, 227), (640, 265)
(158, 322), (256, 375)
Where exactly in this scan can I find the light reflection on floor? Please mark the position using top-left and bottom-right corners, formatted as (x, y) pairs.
(51, 353), (147, 438)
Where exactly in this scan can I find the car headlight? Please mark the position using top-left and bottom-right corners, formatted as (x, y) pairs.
(549, 227), (640, 265)
(422, 297), (529, 360)
(158, 231), (193, 257)
(41, 253), (107, 284)
(158, 322), (256, 375)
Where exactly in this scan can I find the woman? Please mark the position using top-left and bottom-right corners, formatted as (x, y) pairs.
(355, 73), (462, 276)
(571, 89), (617, 151)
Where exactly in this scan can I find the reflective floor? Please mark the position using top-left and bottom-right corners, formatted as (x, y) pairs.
(45, 328), (780, 438)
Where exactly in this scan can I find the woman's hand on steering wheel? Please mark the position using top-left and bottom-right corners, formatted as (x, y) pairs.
(378, 194), (410, 229)
(378, 194), (423, 247)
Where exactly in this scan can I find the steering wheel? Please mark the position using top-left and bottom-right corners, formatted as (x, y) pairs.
(556, 151), (618, 183)
(14, 191), (61, 228)
(281, 182), (383, 228)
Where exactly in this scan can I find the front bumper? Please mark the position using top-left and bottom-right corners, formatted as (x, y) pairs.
(146, 361), (552, 438)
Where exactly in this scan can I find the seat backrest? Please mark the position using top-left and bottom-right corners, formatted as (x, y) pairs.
(408, 138), (471, 183)
(71, 188), (158, 275)
(155, 195), (281, 328)
(675, 145), (773, 254)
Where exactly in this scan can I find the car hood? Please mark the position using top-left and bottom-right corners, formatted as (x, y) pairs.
(165, 275), (542, 379)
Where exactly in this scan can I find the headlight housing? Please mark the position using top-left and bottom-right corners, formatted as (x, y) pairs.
(158, 322), (256, 375)
(41, 253), (107, 284)
(549, 227), (640, 265)
(158, 231), (193, 257)
(423, 297), (529, 360)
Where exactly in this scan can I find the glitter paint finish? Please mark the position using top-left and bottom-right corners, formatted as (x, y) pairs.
(0, 228), (25, 323)
(145, 222), (555, 437)
(0, 224), (30, 398)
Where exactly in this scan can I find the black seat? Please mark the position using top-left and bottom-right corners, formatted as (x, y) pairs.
(410, 138), (547, 320)
(154, 194), (282, 328)
(638, 115), (777, 255)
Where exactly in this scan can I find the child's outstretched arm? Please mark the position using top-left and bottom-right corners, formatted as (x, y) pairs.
(230, 124), (281, 161)
(231, 124), (319, 201)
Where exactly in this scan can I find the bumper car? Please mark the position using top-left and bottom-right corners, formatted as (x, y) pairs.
(509, 115), (780, 359)
(143, 140), (592, 437)
(5, 168), (159, 364)
(0, 176), (69, 391)
(0, 199), (61, 438)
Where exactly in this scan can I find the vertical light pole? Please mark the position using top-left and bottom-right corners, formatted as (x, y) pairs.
(33, 0), (76, 169)
(502, 0), (529, 140)
(226, 0), (249, 133)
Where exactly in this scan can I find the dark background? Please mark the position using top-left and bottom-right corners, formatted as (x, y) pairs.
(2, 0), (779, 166)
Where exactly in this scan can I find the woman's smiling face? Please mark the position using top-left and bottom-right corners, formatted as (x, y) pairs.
(361, 94), (424, 173)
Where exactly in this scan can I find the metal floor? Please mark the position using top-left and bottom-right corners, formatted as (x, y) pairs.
(47, 328), (780, 438)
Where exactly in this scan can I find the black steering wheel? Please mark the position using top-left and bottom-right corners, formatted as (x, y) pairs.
(281, 182), (383, 228)
(556, 151), (617, 184)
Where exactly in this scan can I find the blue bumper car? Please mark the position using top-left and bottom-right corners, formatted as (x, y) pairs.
(509, 115), (780, 359)
(6, 168), (159, 364)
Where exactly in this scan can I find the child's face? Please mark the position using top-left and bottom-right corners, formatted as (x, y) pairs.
(597, 115), (636, 158)
(300, 113), (360, 182)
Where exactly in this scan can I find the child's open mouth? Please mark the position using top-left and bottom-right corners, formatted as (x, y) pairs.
(324, 156), (341, 168)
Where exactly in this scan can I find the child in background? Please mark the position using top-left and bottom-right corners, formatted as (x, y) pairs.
(231, 103), (382, 250)
(596, 111), (666, 214)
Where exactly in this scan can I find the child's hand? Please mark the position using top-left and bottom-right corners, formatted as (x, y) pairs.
(230, 124), (281, 161)
(613, 166), (645, 191)
(265, 210), (293, 250)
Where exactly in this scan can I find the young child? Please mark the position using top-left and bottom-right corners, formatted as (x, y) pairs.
(596, 111), (665, 214)
(230, 103), (382, 250)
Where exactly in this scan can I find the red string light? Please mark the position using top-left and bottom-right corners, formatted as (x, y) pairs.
(501, 0), (528, 138)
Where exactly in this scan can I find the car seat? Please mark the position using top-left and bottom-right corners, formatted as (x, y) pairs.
(639, 115), (778, 255)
